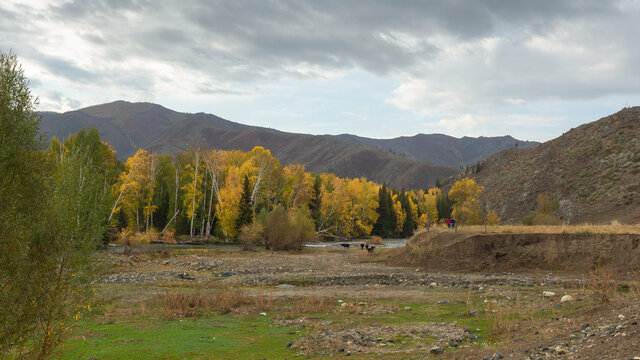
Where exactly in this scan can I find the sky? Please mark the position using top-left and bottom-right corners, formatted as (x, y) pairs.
(2, 1), (639, 142)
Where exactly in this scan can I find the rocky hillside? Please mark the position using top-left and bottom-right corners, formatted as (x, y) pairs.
(465, 107), (640, 224)
(39, 101), (460, 189)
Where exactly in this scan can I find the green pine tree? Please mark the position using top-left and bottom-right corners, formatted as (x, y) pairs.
(235, 175), (254, 237)
(309, 175), (322, 229)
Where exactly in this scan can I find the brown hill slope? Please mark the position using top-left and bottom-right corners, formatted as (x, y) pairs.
(144, 116), (459, 189)
(39, 101), (459, 189)
(464, 107), (640, 224)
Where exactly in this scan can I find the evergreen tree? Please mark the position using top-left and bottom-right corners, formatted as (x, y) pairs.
(385, 187), (397, 237)
(399, 187), (415, 237)
(373, 184), (399, 238)
(372, 184), (388, 237)
(235, 175), (253, 236)
(436, 192), (453, 220)
(309, 175), (322, 229)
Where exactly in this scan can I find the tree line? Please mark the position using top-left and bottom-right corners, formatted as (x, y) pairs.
(46, 131), (499, 243)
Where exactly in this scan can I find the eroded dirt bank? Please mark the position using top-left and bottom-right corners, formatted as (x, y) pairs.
(398, 231), (640, 273)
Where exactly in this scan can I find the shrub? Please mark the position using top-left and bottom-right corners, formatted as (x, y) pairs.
(589, 265), (618, 304)
(367, 235), (383, 245)
(289, 208), (317, 247)
(522, 211), (562, 226)
(161, 230), (177, 244)
(262, 207), (317, 250)
(239, 222), (264, 250)
(118, 229), (156, 255)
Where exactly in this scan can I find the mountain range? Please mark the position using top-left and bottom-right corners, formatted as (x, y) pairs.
(39, 101), (537, 189)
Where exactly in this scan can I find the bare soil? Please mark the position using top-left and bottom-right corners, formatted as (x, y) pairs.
(103, 240), (640, 359)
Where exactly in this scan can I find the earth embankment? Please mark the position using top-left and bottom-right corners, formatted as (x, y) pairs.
(396, 231), (640, 272)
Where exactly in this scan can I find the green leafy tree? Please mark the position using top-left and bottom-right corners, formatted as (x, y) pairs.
(0, 51), (107, 359)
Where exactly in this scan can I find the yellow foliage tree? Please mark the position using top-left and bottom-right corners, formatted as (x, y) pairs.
(392, 195), (405, 235)
(419, 188), (439, 228)
(115, 149), (151, 230)
(216, 164), (242, 239)
(449, 178), (484, 226)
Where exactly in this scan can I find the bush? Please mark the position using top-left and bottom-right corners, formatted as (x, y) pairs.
(239, 222), (264, 250)
(589, 265), (618, 304)
(367, 235), (383, 245)
(118, 229), (156, 255)
(522, 211), (562, 225)
(161, 230), (176, 244)
(289, 208), (317, 248)
(262, 207), (317, 250)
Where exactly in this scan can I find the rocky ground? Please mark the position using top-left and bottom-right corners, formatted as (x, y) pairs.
(102, 246), (640, 359)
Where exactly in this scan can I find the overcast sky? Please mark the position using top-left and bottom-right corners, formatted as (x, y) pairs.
(2, 1), (639, 141)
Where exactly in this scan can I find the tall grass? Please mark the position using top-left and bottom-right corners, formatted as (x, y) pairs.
(156, 289), (257, 318)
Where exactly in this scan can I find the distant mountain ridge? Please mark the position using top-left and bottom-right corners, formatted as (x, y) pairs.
(333, 133), (538, 167)
(463, 107), (640, 224)
(39, 101), (535, 189)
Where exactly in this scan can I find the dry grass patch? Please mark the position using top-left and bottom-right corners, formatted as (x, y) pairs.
(461, 223), (640, 235)
(485, 301), (518, 340)
(589, 265), (619, 304)
(282, 297), (333, 319)
(156, 289), (257, 319)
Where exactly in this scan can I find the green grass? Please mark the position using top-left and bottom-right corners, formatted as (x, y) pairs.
(53, 315), (299, 360)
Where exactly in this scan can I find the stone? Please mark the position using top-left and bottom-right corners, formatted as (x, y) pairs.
(554, 346), (567, 355)
(403, 307), (412, 311)
(430, 345), (444, 354)
(430, 282), (438, 288)
(260, 312), (267, 316)
(491, 351), (504, 360)
(618, 314), (626, 321)
(220, 271), (236, 277)
(543, 291), (556, 298)
(560, 295), (574, 303)
(338, 348), (345, 353)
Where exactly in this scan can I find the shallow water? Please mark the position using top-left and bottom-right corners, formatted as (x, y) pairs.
(303, 238), (408, 249)
(106, 238), (408, 253)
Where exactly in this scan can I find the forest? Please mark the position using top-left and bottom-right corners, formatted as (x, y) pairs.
(48, 128), (499, 247)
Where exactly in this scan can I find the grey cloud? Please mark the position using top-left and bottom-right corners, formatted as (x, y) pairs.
(37, 53), (100, 83)
(49, 0), (151, 20)
(3, 0), (639, 107)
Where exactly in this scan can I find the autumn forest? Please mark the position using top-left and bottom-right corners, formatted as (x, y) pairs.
(48, 127), (499, 247)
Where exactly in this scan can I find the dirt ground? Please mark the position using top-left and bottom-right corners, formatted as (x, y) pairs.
(104, 244), (640, 359)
